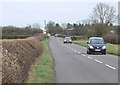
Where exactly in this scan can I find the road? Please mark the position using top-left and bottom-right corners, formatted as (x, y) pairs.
(49, 36), (118, 83)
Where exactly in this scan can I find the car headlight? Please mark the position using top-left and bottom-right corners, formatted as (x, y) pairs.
(69, 40), (72, 42)
(64, 40), (66, 41)
(102, 46), (106, 49)
(88, 45), (94, 49)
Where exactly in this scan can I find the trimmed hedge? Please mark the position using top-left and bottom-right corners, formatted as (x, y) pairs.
(2, 35), (44, 83)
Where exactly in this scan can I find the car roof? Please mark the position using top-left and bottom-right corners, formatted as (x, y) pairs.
(89, 37), (103, 40)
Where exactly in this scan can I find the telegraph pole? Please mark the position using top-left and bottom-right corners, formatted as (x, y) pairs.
(44, 20), (47, 30)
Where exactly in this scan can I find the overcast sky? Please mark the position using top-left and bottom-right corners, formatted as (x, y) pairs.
(0, 0), (119, 28)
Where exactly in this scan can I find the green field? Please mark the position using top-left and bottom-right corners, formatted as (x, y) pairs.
(28, 39), (55, 83)
(73, 40), (120, 56)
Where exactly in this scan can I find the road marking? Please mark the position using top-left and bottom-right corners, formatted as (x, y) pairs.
(72, 49), (74, 50)
(87, 56), (93, 59)
(82, 54), (86, 56)
(74, 50), (77, 52)
(68, 47), (71, 49)
(78, 52), (81, 54)
(94, 59), (103, 64)
(105, 64), (116, 70)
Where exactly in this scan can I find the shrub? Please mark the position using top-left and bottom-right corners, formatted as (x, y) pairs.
(103, 34), (120, 44)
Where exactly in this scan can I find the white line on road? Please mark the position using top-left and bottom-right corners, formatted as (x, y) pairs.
(72, 49), (74, 50)
(82, 54), (86, 56)
(74, 50), (77, 52)
(94, 59), (103, 64)
(68, 47), (71, 49)
(87, 56), (93, 59)
(78, 52), (81, 54)
(105, 64), (116, 70)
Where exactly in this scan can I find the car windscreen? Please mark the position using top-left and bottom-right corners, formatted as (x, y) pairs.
(64, 37), (71, 40)
(90, 39), (104, 44)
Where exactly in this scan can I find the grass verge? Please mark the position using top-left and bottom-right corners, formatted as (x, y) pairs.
(27, 39), (55, 83)
(73, 40), (120, 56)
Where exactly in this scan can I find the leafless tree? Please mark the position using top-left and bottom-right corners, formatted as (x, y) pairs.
(91, 2), (116, 25)
(32, 23), (41, 29)
(118, 1), (120, 25)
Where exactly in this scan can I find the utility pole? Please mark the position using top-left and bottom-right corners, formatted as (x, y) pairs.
(44, 20), (47, 30)
(44, 20), (48, 38)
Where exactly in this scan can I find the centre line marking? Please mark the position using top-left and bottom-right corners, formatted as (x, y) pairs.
(74, 50), (77, 52)
(105, 64), (116, 70)
(88, 56), (93, 59)
(95, 59), (103, 64)
(82, 54), (86, 56)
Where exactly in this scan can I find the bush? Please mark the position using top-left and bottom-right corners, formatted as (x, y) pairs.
(103, 34), (120, 44)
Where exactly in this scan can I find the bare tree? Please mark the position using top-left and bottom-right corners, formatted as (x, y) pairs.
(32, 23), (41, 29)
(118, 1), (120, 25)
(92, 2), (116, 25)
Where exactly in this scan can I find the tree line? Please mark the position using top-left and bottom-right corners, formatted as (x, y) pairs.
(1, 23), (43, 39)
(46, 2), (118, 38)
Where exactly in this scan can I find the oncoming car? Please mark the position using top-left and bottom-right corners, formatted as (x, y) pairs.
(87, 37), (106, 54)
(63, 37), (72, 44)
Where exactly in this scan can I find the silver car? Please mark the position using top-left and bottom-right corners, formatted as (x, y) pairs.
(64, 37), (72, 44)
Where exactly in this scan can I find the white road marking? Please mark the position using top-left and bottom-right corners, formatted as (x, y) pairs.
(82, 54), (86, 56)
(105, 64), (116, 70)
(78, 52), (81, 54)
(72, 49), (74, 50)
(68, 47), (71, 49)
(87, 56), (93, 59)
(74, 50), (77, 52)
(94, 59), (103, 64)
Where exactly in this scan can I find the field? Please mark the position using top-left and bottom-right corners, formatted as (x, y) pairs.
(27, 39), (55, 83)
(73, 40), (120, 56)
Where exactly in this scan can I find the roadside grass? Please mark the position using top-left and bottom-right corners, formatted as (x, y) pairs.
(73, 40), (120, 56)
(106, 43), (119, 56)
(73, 40), (87, 47)
(27, 39), (55, 83)
(0, 39), (16, 41)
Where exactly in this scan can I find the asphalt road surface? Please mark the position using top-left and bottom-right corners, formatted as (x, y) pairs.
(49, 36), (118, 83)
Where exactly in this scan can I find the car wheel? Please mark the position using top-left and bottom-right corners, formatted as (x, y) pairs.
(87, 51), (90, 54)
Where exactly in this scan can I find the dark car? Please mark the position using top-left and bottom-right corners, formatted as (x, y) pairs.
(64, 37), (72, 44)
(87, 37), (106, 54)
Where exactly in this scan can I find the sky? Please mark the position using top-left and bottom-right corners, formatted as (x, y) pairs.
(0, 0), (119, 29)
